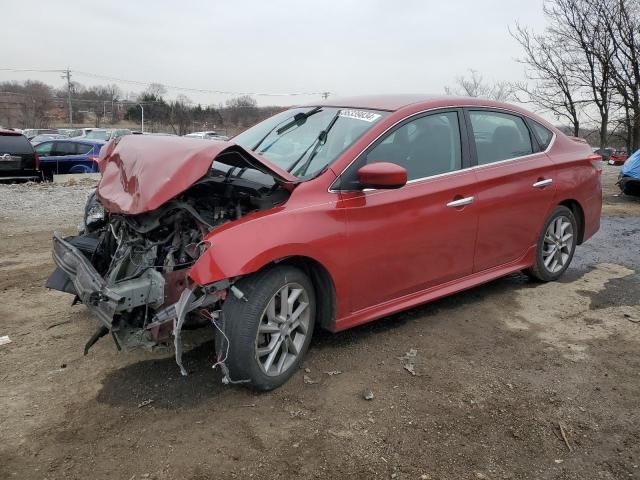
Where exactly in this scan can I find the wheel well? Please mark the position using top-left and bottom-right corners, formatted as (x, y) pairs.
(559, 199), (585, 244)
(268, 256), (336, 332)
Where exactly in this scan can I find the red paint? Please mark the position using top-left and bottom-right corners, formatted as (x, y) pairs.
(100, 96), (602, 333)
(357, 162), (407, 189)
(95, 135), (298, 215)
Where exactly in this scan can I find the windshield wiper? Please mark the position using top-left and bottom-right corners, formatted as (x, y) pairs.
(287, 109), (341, 176)
(252, 106), (322, 151)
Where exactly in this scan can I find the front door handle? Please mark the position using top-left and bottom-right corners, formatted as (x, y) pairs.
(532, 178), (553, 188)
(446, 196), (474, 208)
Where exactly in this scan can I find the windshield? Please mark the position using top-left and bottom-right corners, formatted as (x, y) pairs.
(233, 107), (388, 179)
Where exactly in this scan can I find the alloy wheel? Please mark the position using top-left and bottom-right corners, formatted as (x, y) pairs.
(255, 282), (310, 376)
(542, 215), (574, 273)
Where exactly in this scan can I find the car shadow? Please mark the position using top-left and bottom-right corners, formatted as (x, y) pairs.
(96, 340), (226, 410)
(96, 267), (588, 409)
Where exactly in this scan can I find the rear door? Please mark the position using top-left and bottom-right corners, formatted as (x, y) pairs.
(465, 108), (556, 272)
(50, 141), (83, 174)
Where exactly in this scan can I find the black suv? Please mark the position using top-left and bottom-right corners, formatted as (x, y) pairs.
(0, 130), (40, 181)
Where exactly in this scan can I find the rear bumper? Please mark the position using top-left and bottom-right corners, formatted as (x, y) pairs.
(0, 170), (41, 181)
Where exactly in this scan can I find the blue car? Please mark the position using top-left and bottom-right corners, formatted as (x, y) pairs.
(33, 138), (105, 180)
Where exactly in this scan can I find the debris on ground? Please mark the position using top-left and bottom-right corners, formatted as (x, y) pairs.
(0, 335), (11, 346)
(558, 422), (573, 452)
(303, 374), (319, 385)
(362, 389), (374, 401)
(325, 370), (342, 376)
(137, 399), (154, 408)
(399, 348), (417, 375)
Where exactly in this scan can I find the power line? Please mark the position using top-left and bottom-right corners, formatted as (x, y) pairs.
(1, 67), (331, 98)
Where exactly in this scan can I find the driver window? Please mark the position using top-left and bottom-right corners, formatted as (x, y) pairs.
(367, 111), (462, 180)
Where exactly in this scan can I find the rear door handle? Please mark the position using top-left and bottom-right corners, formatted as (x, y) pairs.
(446, 196), (474, 208)
(532, 179), (553, 188)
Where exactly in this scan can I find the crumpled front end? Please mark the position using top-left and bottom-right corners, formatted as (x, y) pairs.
(47, 139), (292, 375)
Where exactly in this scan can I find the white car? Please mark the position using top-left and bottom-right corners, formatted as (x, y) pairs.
(185, 131), (228, 141)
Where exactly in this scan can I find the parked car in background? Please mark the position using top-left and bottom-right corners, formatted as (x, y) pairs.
(593, 147), (615, 162)
(22, 128), (59, 140)
(58, 128), (84, 138)
(83, 128), (131, 142)
(0, 129), (40, 181)
(47, 95), (602, 391)
(30, 133), (67, 145)
(185, 130), (229, 141)
(34, 138), (105, 180)
(608, 149), (628, 165)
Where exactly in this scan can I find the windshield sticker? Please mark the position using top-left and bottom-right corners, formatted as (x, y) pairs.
(338, 109), (382, 123)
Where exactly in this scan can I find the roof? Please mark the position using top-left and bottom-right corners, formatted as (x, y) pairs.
(303, 94), (448, 111)
(301, 94), (535, 114)
(67, 138), (106, 144)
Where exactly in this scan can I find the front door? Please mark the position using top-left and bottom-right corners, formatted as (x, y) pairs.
(335, 110), (479, 313)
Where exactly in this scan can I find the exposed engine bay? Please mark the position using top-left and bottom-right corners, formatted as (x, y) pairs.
(47, 166), (289, 376)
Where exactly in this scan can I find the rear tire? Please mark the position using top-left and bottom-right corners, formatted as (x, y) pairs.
(525, 205), (577, 282)
(219, 265), (316, 391)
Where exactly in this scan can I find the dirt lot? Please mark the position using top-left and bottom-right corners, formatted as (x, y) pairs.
(1, 166), (639, 480)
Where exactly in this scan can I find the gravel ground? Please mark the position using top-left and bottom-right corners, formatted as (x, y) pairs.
(0, 166), (639, 480)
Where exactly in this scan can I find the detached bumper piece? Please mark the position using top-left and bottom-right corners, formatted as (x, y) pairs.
(50, 232), (165, 329)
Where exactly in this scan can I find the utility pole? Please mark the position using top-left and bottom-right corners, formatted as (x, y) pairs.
(138, 104), (144, 133)
(321, 91), (330, 99)
(62, 68), (73, 127)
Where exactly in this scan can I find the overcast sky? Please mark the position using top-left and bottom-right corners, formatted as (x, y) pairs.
(2, 0), (548, 107)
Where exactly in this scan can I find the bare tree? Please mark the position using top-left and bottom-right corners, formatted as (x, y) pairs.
(604, 0), (640, 151)
(445, 70), (513, 101)
(168, 95), (193, 136)
(545, 0), (616, 149)
(223, 95), (259, 127)
(0, 80), (55, 128)
(511, 24), (584, 136)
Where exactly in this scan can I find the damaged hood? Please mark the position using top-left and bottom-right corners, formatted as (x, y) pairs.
(96, 135), (299, 214)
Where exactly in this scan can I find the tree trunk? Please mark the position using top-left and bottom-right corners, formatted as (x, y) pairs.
(632, 116), (640, 153)
(599, 113), (608, 150)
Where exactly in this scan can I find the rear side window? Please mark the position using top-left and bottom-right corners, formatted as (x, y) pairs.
(468, 111), (533, 165)
(76, 143), (93, 155)
(34, 141), (55, 156)
(0, 134), (34, 155)
(530, 121), (554, 150)
(53, 142), (78, 156)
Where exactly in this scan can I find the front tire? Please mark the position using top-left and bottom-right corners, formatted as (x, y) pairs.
(525, 205), (577, 282)
(219, 265), (316, 391)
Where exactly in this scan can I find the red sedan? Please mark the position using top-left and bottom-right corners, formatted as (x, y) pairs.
(48, 95), (602, 390)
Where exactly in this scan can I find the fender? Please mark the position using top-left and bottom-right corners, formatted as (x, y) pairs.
(189, 200), (347, 295)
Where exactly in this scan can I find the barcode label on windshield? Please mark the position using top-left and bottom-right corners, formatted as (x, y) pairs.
(339, 110), (381, 122)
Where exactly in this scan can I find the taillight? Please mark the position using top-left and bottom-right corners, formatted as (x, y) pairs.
(587, 154), (602, 176)
(34, 152), (40, 171)
(88, 156), (98, 162)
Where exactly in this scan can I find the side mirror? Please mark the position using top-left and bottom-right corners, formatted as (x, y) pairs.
(357, 162), (407, 189)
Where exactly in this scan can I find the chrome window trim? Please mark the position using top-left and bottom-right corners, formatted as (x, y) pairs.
(328, 104), (556, 194)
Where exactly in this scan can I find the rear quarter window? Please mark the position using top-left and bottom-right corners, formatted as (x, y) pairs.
(530, 121), (554, 150)
(0, 135), (34, 155)
(76, 143), (93, 155)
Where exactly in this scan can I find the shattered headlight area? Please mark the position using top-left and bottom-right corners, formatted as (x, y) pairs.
(84, 190), (106, 231)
